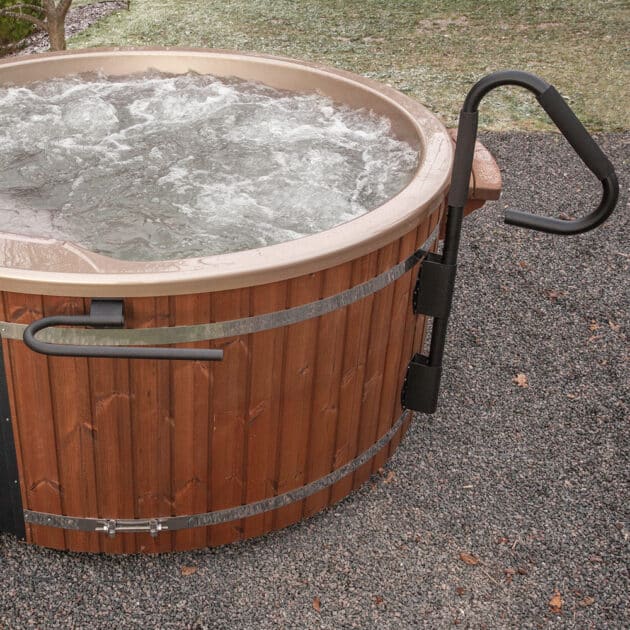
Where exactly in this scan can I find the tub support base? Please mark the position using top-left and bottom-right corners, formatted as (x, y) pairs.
(0, 345), (25, 539)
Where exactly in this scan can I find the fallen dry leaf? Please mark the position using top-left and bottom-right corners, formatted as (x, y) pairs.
(459, 552), (479, 566)
(180, 565), (198, 576)
(589, 555), (603, 563)
(579, 596), (595, 607)
(312, 596), (321, 612)
(374, 595), (384, 605)
(512, 373), (529, 388)
(587, 334), (604, 343)
(609, 320), (620, 332)
(383, 470), (396, 484)
(455, 586), (466, 596)
(549, 590), (563, 614)
(504, 567), (516, 582)
(589, 321), (600, 331)
(545, 289), (566, 302)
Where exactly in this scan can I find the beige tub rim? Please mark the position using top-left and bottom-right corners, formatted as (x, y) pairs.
(0, 48), (453, 297)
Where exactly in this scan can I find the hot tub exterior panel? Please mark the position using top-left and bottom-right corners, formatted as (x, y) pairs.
(0, 204), (443, 553)
(272, 271), (325, 532)
(302, 262), (353, 519)
(45, 298), (100, 553)
(89, 355), (136, 554)
(206, 287), (251, 548)
(242, 281), (288, 540)
(1, 293), (65, 550)
(129, 296), (174, 553)
(349, 240), (401, 492)
(171, 293), (213, 551)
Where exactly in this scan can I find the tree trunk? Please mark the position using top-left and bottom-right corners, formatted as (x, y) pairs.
(46, 11), (66, 51)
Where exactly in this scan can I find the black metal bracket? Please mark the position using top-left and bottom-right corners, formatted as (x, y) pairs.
(401, 70), (619, 414)
(412, 252), (457, 319)
(0, 344), (25, 539)
(401, 354), (442, 414)
(405, 251), (457, 413)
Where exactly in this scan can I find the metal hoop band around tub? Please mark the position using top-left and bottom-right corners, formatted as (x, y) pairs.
(0, 224), (440, 347)
(22, 408), (410, 537)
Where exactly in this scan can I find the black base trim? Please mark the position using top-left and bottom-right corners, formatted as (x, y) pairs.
(0, 345), (25, 539)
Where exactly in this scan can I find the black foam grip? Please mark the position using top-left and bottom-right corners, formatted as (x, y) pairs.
(537, 86), (614, 180)
(447, 110), (478, 208)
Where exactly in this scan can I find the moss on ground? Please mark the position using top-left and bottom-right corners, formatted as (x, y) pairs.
(70, 0), (629, 131)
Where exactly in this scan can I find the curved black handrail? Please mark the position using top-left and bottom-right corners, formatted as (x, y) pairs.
(404, 70), (619, 414)
(23, 299), (224, 361)
(448, 70), (619, 235)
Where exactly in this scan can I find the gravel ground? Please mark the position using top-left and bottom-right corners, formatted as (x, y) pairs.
(0, 131), (627, 628)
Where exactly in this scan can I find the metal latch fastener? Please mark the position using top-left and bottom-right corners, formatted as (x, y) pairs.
(96, 518), (167, 538)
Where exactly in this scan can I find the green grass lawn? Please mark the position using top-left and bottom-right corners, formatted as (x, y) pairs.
(70, 0), (629, 131)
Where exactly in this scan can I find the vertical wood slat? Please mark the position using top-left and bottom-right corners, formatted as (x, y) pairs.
(171, 293), (212, 551)
(241, 282), (288, 539)
(2, 293), (65, 549)
(207, 288), (250, 547)
(352, 241), (401, 491)
(371, 226), (422, 473)
(89, 355), (136, 554)
(43, 295), (100, 553)
(329, 251), (379, 505)
(273, 272), (323, 530)
(301, 262), (353, 518)
(127, 297), (173, 553)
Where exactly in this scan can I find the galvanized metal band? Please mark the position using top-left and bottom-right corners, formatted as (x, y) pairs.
(0, 225), (439, 346)
(23, 409), (410, 535)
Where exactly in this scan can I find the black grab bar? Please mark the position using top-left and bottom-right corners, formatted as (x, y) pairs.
(23, 299), (224, 361)
(403, 70), (619, 414)
(449, 70), (619, 235)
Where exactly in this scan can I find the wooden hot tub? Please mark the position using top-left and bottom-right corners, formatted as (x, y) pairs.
(0, 49), (500, 553)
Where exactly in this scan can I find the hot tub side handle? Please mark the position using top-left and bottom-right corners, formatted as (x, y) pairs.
(22, 299), (224, 361)
(403, 70), (619, 414)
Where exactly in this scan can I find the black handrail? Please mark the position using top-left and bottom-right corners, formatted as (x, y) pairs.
(437, 70), (619, 365)
(404, 70), (619, 413)
(23, 299), (224, 361)
(449, 70), (619, 234)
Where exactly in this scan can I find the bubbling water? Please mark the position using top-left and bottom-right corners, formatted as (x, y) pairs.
(0, 71), (419, 261)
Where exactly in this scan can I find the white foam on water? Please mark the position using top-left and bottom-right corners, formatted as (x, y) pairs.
(0, 71), (419, 260)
